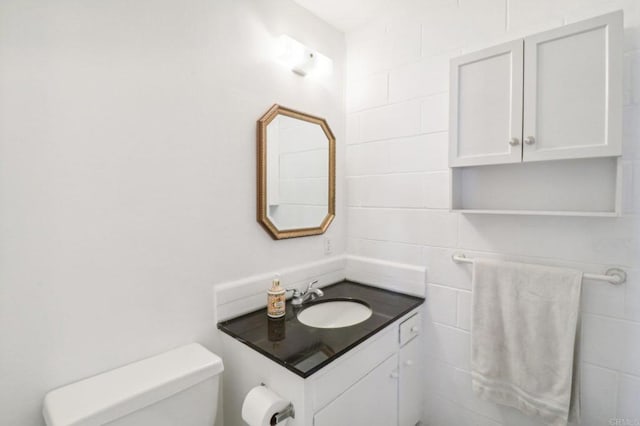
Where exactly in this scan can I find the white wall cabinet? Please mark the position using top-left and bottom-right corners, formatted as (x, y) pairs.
(522, 13), (623, 162)
(449, 40), (524, 167)
(449, 11), (623, 216)
(449, 11), (622, 167)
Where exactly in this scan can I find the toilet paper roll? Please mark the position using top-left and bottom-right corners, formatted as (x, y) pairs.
(241, 385), (290, 426)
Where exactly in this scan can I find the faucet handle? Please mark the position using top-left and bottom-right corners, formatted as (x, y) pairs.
(285, 288), (301, 298)
(288, 288), (304, 306)
(308, 280), (323, 298)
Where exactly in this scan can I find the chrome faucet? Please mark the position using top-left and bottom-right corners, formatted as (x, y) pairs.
(289, 280), (324, 306)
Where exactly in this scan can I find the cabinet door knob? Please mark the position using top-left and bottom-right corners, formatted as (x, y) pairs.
(410, 326), (419, 333)
(508, 137), (520, 146)
(404, 360), (414, 367)
(390, 371), (399, 379)
(524, 136), (536, 145)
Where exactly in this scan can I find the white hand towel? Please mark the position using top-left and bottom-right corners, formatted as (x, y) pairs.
(471, 259), (582, 426)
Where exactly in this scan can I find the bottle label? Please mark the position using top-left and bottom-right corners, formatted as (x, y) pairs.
(268, 293), (286, 318)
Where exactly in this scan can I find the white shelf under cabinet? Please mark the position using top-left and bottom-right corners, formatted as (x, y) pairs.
(450, 157), (622, 217)
(451, 209), (620, 218)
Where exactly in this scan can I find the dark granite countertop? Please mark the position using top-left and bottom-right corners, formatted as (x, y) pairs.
(217, 280), (424, 378)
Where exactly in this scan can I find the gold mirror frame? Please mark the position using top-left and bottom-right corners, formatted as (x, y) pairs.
(257, 104), (336, 240)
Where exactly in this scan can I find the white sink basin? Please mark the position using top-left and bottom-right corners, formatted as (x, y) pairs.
(297, 300), (372, 328)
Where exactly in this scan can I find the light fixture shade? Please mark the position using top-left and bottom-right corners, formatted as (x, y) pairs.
(275, 35), (332, 77)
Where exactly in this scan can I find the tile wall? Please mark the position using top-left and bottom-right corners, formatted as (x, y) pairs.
(345, 1), (640, 424)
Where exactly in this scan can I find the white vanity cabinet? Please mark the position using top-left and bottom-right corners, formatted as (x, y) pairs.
(313, 312), (423, 426)
(398, 318), (423, 426)
(313, 354), (399, 426)
(449, 11), (624, 216)
(220, 309), (423, 426)
(449, 11), (622, 167)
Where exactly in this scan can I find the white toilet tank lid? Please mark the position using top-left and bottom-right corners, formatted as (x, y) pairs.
(42, 343), (224, 426)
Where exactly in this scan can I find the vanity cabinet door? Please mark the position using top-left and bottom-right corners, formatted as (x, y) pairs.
(313, 354), (398, 426)
(522, 11), (622, 162)
(399, 337), (422, 426)
(449, 40), (524, 167)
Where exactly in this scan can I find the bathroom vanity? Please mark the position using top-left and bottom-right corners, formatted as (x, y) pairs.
(217, 281), (424, 426)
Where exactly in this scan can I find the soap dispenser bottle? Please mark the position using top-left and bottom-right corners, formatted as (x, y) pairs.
(267, 276), (286, 318)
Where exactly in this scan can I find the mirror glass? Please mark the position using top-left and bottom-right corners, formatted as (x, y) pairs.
(257, 105), (335, 239)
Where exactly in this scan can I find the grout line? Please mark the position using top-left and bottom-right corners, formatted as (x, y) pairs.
(347, 238), (459, 251)
(429, 395), (505, 426)
(347, 205), (451, 211)
(347, 238), (424, 249)
(455, 291), (463, 329)
(455, 208), (461, 248)
(580, 358), (637, 378)
(346, 170), (449, 178)
(279, 148), (328, 156)
(505, 0), (510, 31)
(583, 312), (640, 326)
(277, 202), (331, 207)
(347, 90), (448, 115)
(419, 94), (425, 132)
(426, 281), (472, 291)
(280, 177), (330, 181)
(582, 362), (629, 378)
(430, 320), (470, 334)
(619, 371), (640, 381)
(385, 71), (390, 103)
(419, 23), (425, 58)
(346, 130), (448, 146)
(428, 282), (469, 292)
(614, 370), (621, 418)
(426, 277), (637, 312)
(424, 355), (637, 380)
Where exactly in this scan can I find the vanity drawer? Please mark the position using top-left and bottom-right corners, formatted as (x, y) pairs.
(399, 312), (421, 346)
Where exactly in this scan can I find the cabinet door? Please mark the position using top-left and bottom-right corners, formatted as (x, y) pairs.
(314, 354), (398, 426)
(399, 338), (422, 426)
(449, 40), (524, 167)
(522, 11), (622, 162)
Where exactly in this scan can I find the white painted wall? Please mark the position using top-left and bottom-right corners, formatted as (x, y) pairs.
(0, 0), (345, 424)
(345, 1), (640, 425)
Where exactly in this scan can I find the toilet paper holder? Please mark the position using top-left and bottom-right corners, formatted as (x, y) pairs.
(270, 403), (295, 425)
(259, 383), (295, 425)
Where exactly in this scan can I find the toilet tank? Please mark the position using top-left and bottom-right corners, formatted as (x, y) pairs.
(43, 343), (224, 426)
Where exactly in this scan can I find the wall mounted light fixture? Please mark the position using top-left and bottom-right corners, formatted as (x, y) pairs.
(275, 35), (332, 78)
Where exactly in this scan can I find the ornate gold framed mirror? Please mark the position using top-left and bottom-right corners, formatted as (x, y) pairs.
(257, 104), (335, 239)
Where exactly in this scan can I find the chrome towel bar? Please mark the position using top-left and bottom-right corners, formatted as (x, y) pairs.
(452, 253), (627, 285)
